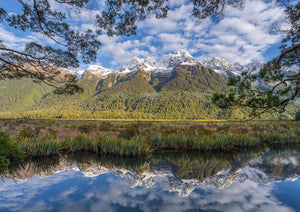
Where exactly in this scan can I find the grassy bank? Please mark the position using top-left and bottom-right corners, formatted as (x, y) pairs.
(0, 119), (299, 166)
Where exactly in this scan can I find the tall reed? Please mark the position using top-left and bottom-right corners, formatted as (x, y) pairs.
(16, 138), (60, 157)
(93, 135), (149, 156)
(62, 134), (93, 152)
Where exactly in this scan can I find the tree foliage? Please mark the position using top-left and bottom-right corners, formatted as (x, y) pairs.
(212, 0), (299, 118)
(296, 110), (300, 121)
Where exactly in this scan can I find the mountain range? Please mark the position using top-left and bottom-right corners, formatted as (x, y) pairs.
(0, 50), (298, 119)
(76, 50), (261, 80)
(2, 150), (299, 197)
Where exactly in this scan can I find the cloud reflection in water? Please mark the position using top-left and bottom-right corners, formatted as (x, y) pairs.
(0, 150), (299, 212)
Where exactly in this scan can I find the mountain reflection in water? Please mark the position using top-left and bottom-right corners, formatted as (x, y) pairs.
(0, 147), (300, 212)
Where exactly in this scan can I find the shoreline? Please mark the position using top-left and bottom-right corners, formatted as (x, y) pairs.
(1, 119), (299, 169)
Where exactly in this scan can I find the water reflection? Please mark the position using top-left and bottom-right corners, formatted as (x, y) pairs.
(0, 147), (300, 211)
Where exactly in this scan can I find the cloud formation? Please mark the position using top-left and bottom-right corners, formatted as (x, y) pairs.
(0, 0), (286, 69)
(96, 0), (285, 67)
(0, 170), (297, 212)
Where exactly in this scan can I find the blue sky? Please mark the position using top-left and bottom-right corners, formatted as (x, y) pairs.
(0, 0), (286, 70)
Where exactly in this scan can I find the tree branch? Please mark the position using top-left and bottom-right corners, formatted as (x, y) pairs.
(276, 43), (300, 65)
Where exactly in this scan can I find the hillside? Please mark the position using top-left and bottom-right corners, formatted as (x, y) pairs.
(0, 50), (298, 120)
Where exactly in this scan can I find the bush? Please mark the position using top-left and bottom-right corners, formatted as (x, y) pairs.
(99, 121), (113, 131)
(78, 123), (96, 134)
(187, 125), (213, 136)
(118, 124), (139, 139)
(296, 110), (300, 121)
(18, 126), (40, 138)
(0, 131), (24, 169)
(48, 128), (59, 138)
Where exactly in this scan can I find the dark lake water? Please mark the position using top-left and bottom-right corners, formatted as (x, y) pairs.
(1, 147), (300, 212)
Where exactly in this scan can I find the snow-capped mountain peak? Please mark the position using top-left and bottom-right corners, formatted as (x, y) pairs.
(115, 56), (158, 75)
(201, 57), (235, 76)
(162, 49), (197, 68)
(78, 65), (113, 79)
(75, 50), (298, 81)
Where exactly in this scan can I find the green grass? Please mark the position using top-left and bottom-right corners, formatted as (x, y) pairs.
(16, 138), (61, 157)
(11, 134), (150, 157)
(0, 119), (299, 161)
(93, 135), (149, 156)
(149, 129), (299, 151)
(63, 135), (94, 152)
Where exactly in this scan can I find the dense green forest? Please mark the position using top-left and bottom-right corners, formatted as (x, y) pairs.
(0, 65), (298, 120)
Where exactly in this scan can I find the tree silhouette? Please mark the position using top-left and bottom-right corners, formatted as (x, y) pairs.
(212, 1), (299, 118)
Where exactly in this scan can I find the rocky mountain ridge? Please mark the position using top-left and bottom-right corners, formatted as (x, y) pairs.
(76, 50), (199, 80)
(75, 50), (295, 80)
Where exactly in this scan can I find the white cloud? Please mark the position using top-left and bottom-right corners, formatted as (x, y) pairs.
(96, 0), (285, 67)
(0, 0), (286, 68)
(0, 25), (39, 50)
(0, 169), (296, 212)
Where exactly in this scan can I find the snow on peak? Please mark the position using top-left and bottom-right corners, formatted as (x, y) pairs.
(162, 49), (197, 68)
(79, 65), (113, 79)
(116, 56), (158, 75)
(201, 57), (234, 76)
(237, 62), (264, 75)
(75, 50), (298, 81)
(86, 65), (112, 76)
(201, 57), (266, 77)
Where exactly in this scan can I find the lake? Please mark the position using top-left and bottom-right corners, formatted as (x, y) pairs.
(1, 147), (300, 211)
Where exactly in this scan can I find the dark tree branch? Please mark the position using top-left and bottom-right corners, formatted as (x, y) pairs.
(276, 43), (300, 65)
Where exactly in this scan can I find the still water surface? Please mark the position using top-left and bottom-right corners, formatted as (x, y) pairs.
(0, 148), (300, 212)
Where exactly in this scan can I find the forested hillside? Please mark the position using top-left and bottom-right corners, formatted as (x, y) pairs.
(0, 64), (298, 120)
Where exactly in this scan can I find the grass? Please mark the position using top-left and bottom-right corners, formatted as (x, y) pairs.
(93, 136), (149, 156)
(16, 138), (61, 157)
(150, 128), (299, 151)
(10, 134), (150, 158)
(0, 119), (299, 160)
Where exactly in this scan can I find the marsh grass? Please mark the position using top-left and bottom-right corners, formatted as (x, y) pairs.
(265, 130), (298, 144)
(16, 138), (61, 157)
(63, 135), (94, 152)
(93, 135), (149, 156)
(99, 121), (114, 131)
(13, 133), (150, 157)
(149, 129), (299, 151)
(1, 119), (299, 159)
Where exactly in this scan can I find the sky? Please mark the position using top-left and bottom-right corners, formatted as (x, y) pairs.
(0, 0), (287, 70)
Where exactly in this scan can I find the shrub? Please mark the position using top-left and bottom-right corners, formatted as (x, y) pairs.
(78, 123), (96, 134)
(99, 121), (113, 131)
(296, 110), (300, 121)
(118, 124), (139, 139)
(0, 131), (24, 169)
(18, 126), (40, 138)
(187, 125), (213, 136)
(48, 128), (59, 138)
